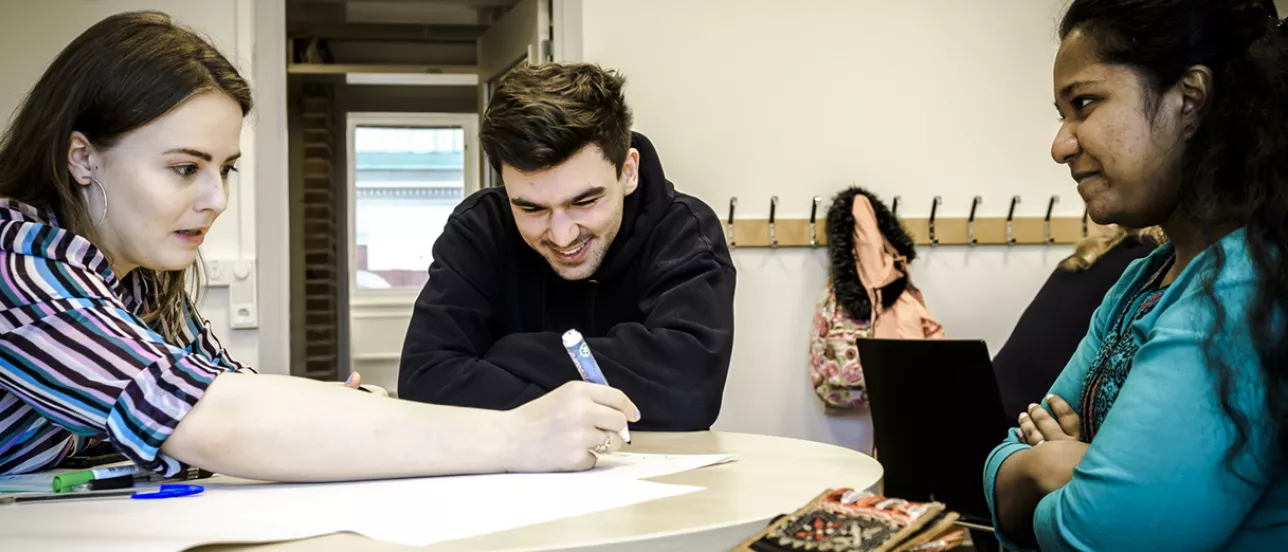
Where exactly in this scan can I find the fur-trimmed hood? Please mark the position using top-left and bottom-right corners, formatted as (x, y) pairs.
(826, 187), (917, 321)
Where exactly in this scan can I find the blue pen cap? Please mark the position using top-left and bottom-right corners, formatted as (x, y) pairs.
(561, 329), (584, 350)
(132, 484), (204, 500)
(562, 329), (606, 384)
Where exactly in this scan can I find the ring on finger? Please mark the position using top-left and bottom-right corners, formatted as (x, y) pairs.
(591, 434), (612, 455)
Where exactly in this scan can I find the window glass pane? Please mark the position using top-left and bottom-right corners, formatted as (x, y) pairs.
(353, 126), (465, 291)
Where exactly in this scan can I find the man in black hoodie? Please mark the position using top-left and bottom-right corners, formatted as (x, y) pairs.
(398, 63), (735, 431)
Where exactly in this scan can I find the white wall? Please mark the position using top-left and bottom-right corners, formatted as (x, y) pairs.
(579, 0), (1076, 452)
(252, 0), (290, 375)
(0, 0), (287, 372)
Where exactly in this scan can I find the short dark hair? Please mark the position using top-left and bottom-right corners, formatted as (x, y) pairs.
(480, 63), (633, 178)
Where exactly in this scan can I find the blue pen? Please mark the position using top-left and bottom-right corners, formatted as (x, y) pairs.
(561, 329), (632, 444)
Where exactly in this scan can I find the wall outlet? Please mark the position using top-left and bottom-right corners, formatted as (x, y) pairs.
(229, 260), (258, 329)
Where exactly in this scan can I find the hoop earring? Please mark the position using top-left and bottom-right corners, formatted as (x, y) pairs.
(87, 177), (108, 227)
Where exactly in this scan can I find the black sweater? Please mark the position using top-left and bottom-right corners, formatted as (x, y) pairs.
(398, 133), (736, 431)
(992, 236), (1158, 417)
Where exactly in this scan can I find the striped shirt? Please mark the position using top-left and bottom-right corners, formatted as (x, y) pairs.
(0, 199), (252, 476)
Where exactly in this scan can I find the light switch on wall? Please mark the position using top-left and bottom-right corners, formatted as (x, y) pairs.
(205, 259), (232, 287)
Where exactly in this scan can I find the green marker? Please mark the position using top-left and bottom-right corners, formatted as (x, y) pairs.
(51, 464), (146, 493)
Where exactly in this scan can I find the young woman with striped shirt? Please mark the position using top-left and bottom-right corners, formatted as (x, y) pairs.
(0, 11), (637, 481)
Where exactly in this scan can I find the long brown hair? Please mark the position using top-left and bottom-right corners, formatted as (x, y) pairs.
(0, 11), (252, 341)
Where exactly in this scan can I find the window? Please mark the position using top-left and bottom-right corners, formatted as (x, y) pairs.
(348, 114), (479, 295)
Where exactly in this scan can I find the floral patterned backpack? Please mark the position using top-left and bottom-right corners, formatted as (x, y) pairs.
(810, 188), (943, 408)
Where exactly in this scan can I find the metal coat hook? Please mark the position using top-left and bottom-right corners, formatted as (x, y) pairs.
(768, 196), (779, 249)
(892, 196), (901, 219)
(967, 196), (982, 246)
(1006, 196), (1021, 245)
(1082, 206), (1089, 239)
(727, 197), (738, 249)
(929, 196), (942, 246)
(1045, 196), (1059, 245)
(809, 196), (822, 248)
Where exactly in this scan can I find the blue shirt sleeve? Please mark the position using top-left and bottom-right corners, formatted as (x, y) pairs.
(1031, 287), (1274, 551)
(983, 291), (1108, 550)
(983, 250), (1164, 550)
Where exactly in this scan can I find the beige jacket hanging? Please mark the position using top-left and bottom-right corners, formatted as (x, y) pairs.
(851, 195), (944, 339)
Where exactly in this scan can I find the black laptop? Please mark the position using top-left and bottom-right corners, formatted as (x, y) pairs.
(855, 338), (1012, 524)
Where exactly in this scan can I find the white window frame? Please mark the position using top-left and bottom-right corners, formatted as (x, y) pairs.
(346, 112), (480, 307)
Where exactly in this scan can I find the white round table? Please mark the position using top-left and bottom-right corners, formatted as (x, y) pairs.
(203, 431), (882, 552)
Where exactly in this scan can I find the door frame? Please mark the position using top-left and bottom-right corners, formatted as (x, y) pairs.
(550, 0), (583, 62)
(476, 0), (553, 188)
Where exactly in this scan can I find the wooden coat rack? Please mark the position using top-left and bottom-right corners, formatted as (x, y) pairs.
(720, 195), (1114, 248)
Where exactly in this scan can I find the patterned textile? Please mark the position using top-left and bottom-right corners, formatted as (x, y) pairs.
(810, 281), (873, 408)
(734, 488), (965, 552)
(1077, 256), (1174, 441)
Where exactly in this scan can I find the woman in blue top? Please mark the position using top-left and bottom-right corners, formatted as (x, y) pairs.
(985, 1), (1288, 550)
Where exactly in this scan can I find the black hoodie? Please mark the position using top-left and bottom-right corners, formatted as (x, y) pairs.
(398, 133), (735, 431)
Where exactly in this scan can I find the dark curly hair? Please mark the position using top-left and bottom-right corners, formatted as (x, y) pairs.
(1060, 0), (1288, 477)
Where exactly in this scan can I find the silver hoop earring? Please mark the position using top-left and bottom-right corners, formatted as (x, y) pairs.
(87, 177), (108, 227)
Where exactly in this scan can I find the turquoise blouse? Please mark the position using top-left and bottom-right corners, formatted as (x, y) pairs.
(984, 229), (1288, 551)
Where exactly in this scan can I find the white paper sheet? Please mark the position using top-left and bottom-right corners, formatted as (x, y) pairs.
(0, 504), (326, 552)
(0, 472), (701, 551)
(589, 452), (737, 480)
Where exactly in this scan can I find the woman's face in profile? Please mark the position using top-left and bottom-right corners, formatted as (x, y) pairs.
(1049, 29), (1189, 230)
(70, 91), (244, 275)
